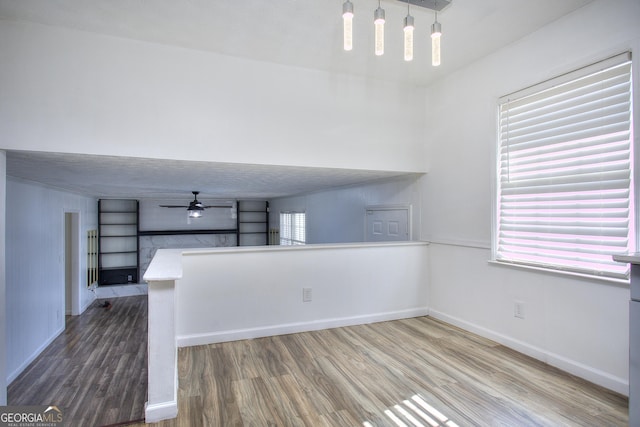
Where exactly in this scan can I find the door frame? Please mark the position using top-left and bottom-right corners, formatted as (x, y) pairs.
(64, 210), (82, 316)
(364, 204), (412, 242)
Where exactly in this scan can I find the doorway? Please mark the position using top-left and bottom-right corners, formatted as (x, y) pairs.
(365, 205), (411, 242)
(64, 212), (80, 316)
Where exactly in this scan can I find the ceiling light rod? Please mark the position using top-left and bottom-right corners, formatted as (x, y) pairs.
(374, 0), (385, 56)
(395, 0), (451, 12)
(403, 1), (414, 62)
(431, 4), (442, 66)
(342, 0), (354, 51)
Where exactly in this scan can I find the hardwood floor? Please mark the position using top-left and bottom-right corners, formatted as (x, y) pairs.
(8, 296), (148, 427)
(8, 296), (628, 426)
(137, 317), (627, 427)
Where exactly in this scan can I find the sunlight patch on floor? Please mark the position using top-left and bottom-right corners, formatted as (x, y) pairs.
(363, 394), (459, 427)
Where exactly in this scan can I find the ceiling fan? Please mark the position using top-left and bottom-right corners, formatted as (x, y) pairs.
(159, 191), (232, 218)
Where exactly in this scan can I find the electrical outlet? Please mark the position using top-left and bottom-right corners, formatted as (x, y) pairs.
(514, 301), (525, 319)
(303, 288), (312, 302)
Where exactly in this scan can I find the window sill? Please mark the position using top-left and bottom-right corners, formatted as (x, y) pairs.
(488, 259), (630, 287)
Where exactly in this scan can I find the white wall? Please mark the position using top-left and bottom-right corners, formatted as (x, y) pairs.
(0, 19), (426, 174)
(423, 0), (640, 394)
(269, 175), (423, 243)
(6, 178), (98, 383)
(173, 243), (429, 346)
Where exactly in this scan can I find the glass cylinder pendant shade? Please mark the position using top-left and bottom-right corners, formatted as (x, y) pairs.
(431, 20), (442, 66)
(403, 14), (414, 61)
(343, 1), (354, 51)
(374, 6), (385, 56)
(188, 208), (203, 218)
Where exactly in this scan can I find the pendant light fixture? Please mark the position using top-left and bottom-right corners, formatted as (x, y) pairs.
(403, 2), (414, 61)
(340, 0), (450, 64)
(431, 9), (442, 66)
(374, 0), (385, 56)
(343, 0), (354, 51)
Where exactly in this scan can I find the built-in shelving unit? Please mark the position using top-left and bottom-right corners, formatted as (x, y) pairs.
(237, 201), (269, 246)
(98, 199), (139, 285)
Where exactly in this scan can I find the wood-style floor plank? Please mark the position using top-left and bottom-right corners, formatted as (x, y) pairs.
(8, 295), (628, 427)
(8, 296), (147, 427)
(139, 317), (627, 427)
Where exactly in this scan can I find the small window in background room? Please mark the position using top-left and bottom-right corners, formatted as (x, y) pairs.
(494, 52), (634, 281)
(280, 212), (306, 245)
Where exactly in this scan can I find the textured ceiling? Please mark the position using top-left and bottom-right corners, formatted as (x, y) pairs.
(0, 0), (593, 199)
(6, 151), (413, 199)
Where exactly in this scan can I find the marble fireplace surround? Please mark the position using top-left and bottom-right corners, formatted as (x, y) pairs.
(96, 231), (238, 298)
(139, 233), (237, 280)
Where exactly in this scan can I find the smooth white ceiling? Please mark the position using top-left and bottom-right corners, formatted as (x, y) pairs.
(0, 0), (593, 87)
(0, 0), (593, 199)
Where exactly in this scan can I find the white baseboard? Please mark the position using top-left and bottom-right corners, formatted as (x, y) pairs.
(177, 307), (429, 347)
(428, 309), (629, 396)
(96, 283), (148, 299)
(145, 399), (178, 423)
(79, 292), (96, 314)
(7, 325), (65, 384)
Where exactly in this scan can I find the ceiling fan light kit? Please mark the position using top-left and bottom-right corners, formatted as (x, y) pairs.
(342, 0), (450, 65)
(159, 191), (233, 219)
(187, 205), (204, 219)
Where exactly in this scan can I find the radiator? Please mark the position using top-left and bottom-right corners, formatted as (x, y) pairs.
(87, 229), (99, 285)
(268, 228), (280, 245)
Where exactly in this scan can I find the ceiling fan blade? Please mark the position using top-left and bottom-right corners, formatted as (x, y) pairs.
(159, 205), (189, 208)
(203, 205), (233, 209)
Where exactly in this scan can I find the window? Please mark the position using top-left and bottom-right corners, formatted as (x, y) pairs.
(494, 52), (634, 280)
(280, 212), (306, 245)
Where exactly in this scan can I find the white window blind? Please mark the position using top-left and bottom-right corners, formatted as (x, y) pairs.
(280, 212), (306, 245)
(495, 52), (634, 280)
